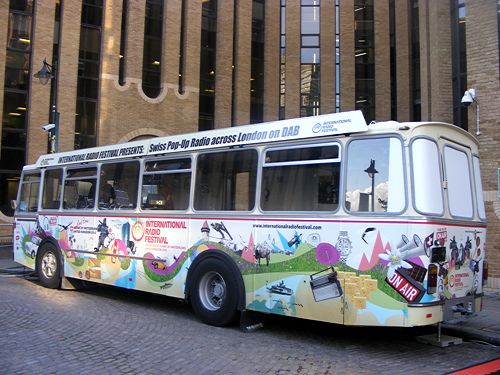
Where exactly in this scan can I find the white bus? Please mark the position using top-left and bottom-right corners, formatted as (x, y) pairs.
(12, 111), (487, 329)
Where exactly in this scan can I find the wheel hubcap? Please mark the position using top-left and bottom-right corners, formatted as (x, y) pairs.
(199, 271), (226, 311)
(41, 252), (57, 278)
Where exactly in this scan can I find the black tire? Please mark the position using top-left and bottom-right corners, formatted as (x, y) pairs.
(190, 257), (240, 327)
(36, 242), (62, 289)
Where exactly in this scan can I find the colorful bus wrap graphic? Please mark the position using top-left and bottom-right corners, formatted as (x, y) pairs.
(13, 215), (484, 327)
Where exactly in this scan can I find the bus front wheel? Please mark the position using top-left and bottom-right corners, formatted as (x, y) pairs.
(36, 242), (62, 289)
(190, 258), (239, 327)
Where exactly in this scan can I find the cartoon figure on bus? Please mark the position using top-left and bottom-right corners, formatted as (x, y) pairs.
(463, 236), (472, 265)
(95, 218), (110, 252)
(450, 235), (473, 268)
(287, 232), (302, 249)
(254, 242), (271, 266)
(211, 221), (232, 240)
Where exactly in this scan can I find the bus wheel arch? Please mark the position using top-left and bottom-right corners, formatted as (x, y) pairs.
(186, 251), (245, 327)
(35, 239), (63, 289)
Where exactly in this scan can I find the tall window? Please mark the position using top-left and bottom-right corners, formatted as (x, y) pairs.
(451, 0), (467, 130)
(300, 0), (320, 117)
(279, 0), (286, 120)
(178, 0), (187, 94)
(142, 0), (163, 98)
(119, 0), (128, 86)
(411, 0), (421, 121)
(1, 0), (34, 215)
(354, 0), (375, 122)
(75, 0), (103, 149)
(199, 0), (217, 131)
(250, 0), (265, 124)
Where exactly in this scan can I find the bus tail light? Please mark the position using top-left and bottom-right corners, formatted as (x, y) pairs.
(427, 264), (438, 294)
(483, 261), (489, 286)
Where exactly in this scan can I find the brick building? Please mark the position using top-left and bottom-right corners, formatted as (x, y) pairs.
(1, 0), (500, 288)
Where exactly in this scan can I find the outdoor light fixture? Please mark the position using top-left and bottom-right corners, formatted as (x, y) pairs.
(461, 88), (480, 135)
(34, 59), (59, 153)
(364, 159), (378, 212)
(34, 59), (55, 85)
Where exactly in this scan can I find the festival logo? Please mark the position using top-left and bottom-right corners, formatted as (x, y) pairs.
(131, 221), (144, 242)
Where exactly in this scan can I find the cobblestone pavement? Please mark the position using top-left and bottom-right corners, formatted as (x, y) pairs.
(1, 271), (499, 375)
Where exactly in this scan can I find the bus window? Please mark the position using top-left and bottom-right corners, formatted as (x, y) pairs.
(345, 137), (405, 213)
(194, 149), (257, 211)
(261, 144), (340, 212)
(444, 146), (473, 219)
(18, 172), (40, 212)
(99, 161), (139, 210)
(411, 138), (444, 216)
(141, 158), (191, 210)
(41, 169), (63, 210)
(63, 167), (97, 210)
(473, 155), (486, 221)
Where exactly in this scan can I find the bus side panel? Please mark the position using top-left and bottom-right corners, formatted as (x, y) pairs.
(183, 217), (412, 327)
(248, 219), (346, 325)
(27, 214), (191, 298)
(181, 217), (484, 327)
(14, 212), (485, 327)
(182, 218), (411, 326)
(13, 217), (40, 269)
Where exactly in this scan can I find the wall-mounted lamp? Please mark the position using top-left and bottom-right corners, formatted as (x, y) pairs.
(461, 88), (480, 135)
(34, 59), (55, 85)
(34, 59), (59, 153)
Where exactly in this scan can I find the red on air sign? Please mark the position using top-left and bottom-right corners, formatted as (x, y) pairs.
(386, 270), (425, 303)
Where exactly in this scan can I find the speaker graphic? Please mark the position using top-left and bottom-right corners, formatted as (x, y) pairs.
(396, 235), (409, 249)
(399, 234), (426, 260)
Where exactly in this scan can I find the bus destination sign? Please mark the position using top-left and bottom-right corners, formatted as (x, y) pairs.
(35, 111), (367, 168)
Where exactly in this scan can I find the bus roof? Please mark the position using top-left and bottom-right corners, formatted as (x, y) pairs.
(33, 110), (367, 168)
(31, 112), (478, 169)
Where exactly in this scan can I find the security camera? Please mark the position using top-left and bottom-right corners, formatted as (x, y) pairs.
(461, 89), (476, 107)
(41, 124), (56, 131)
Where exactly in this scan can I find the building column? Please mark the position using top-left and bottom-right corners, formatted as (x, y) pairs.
(320, 0), (336, 114)
(214, 0), (234, 128)
(394, 0), (411, 122)
(418, 0), (453, 123)
(284, 1), (301, 119)
(233, 0), (252, 126)
(374, 0), (391, 121)
(466, 0), (500, 289)
(339, 0), (355, 112)
(29, 0), (57, 162)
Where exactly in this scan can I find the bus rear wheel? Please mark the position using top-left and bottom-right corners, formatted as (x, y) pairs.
(36, 242), (62, 289)
(190, 258), (239, 327)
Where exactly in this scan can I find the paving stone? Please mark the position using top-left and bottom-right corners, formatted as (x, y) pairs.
(1, 267), (500, 374)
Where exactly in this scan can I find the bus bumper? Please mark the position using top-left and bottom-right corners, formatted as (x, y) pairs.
(407, 294), (482, 326)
